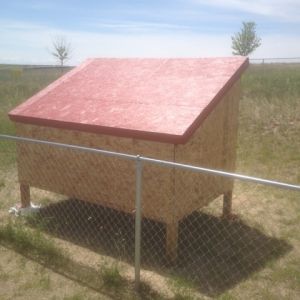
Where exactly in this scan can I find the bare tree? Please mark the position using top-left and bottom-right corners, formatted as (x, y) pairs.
(232, 22), (261, 56)
(51, 36), (72, 67)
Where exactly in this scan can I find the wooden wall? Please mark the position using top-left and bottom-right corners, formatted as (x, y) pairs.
(174, 80), (240, 222)
(15, 124), (175, 223)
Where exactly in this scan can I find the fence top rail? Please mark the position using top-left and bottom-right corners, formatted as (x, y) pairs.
(1, 134), (300, 192)
(141, 156), (300, 192)
(0, 134), (137, 161)
(249, 57), (300, 64)
(250, 57), (300, 60)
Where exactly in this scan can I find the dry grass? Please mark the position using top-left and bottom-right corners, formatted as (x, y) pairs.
(0, 245), (110, 300)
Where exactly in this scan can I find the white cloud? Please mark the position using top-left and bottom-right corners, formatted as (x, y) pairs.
(88, 21), (193, 33)
(254, 34), (300, 58)
(0, 20), (232, 65)
(0, 20), (299, 65)
(192, 0), (300, 22)
(71, 32), (232, 63)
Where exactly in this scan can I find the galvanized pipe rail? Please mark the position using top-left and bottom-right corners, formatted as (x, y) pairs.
(141, 156), (300, 192)
(1, 134), (299, 192)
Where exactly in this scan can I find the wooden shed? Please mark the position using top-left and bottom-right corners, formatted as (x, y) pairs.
(9, 57), (249, 260)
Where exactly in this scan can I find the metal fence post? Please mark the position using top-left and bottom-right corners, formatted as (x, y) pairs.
(135, 155), (143, 289)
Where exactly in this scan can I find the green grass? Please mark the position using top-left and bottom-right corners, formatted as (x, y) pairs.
(0, 219), (163, 299)
(0, 219), (67, 267)
(0, 66), (70, 135)
(217, 293), (236, 300)
(270, 259), (300, 290)
(100, 262), (125, 289)
(238, 63), (300, 183)
(20, 273), (52, 291)
(169, 276), (199, 300)
(242, 64), (300, 100)
(0, 66), (71, 169)
(62, 293), (86, 300)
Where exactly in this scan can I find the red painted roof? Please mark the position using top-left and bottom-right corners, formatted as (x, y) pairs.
(9, 57), (248, 144)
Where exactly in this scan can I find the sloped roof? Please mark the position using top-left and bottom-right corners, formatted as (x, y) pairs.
(9, 57), (248, 144)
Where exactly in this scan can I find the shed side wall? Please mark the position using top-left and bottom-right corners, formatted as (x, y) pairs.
(174, 80), (240, 221)
(14, 124), (175, 223)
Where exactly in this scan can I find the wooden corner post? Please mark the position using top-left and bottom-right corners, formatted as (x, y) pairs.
(20, 183), (30, 208)
(223, 190), (232, 218)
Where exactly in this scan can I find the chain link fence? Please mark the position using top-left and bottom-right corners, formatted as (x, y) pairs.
(249, 57), (300, 64)
(0, 135), (299, 298)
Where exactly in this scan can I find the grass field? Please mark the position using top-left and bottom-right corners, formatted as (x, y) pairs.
(0, 63), (299, 299)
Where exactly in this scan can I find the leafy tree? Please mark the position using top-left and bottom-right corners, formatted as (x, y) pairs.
(231, 22), (261, 56)
(51, 36), (72, 67)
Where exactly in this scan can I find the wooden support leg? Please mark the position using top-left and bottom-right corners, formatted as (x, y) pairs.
(166, 221), (178, 263)
(20, 183), (30, 208)
(223, 191), (232, 218)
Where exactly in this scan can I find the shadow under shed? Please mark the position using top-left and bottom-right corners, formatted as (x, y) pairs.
(29, 198), (292, 297)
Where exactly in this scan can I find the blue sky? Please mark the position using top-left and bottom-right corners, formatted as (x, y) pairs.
(1, 0), (300, 65)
